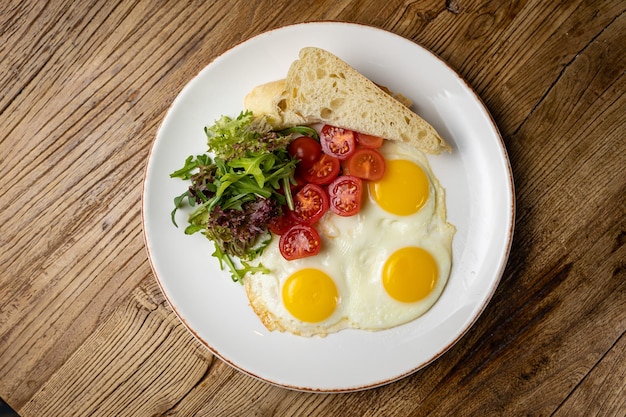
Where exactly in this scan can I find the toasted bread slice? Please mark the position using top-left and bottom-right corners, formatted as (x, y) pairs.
(244, 47), (451, 154)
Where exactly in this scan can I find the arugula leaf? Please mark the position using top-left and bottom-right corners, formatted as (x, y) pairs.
(278, 125), (320, 141)
(171, 190), (195, 227)
(170, 154), (213, 180)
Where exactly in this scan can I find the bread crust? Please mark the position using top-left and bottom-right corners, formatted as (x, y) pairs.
(244, 47), (451, 154)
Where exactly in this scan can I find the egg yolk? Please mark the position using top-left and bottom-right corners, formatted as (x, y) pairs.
(382, 247), (438, 303)
(282, 268), (338, 323)
(369, 159), (429, 216)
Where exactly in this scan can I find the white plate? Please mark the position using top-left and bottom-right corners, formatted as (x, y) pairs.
(142, 22), (515, 392)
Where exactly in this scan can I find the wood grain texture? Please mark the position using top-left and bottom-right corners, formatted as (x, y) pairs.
(1, 0), (624, 416)
(20, 281), (212, 416)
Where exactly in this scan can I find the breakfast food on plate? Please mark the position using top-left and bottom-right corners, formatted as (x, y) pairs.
(244, 47), (452, 154)
(245, 140), (455, 336)
(170, 47), (455, 337)
(242, 48), (455, 336)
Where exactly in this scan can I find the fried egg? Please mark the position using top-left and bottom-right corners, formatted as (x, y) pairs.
(245, 141), (456, 336)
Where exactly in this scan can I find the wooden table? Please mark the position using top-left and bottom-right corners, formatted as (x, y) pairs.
(1, 1), (624, 416)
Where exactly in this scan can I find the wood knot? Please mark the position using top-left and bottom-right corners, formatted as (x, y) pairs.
(446, 0), (462, 14)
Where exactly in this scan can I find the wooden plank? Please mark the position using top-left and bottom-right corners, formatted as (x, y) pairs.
(19, 279), (213, 417)
(553, 333), (626, 417)
(0, 0), (201, 406)
(406, 0), (625, 135)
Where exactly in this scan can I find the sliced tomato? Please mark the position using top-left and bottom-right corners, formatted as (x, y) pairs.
(289, 183), (329, 225)
(320, 125), (357, 160)
(346, 148), (386, 181)
(288, 136), (322, 169)
(328, 175), (363, 217)
(268, 208), (295, 235)
(355, 132), (384, 149)
(279, 224), (322, 260)
(299, 153), (340, 185)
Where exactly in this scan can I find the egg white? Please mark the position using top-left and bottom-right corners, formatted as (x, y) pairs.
(245, 141), (455, 337)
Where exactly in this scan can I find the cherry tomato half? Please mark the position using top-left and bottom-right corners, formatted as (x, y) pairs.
(289, 183), (329, 225)
(279, 224), (322, 260)
(355, 132), (384, 149)
(268, 208), (295, 235)
(328, 175), (363, 217)
(320, 125), (357, 160)
(299, 153), (340, 185)
(346, 148), (386, 181)
(288, 136), (322, 169)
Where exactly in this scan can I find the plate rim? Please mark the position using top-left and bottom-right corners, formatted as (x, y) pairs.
(141, 20), (516, 392)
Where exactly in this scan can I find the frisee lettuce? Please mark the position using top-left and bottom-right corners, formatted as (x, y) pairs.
(205, 111), (293, 160)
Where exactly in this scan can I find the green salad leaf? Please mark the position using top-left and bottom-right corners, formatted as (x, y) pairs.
(170, 111), (305, 283)
(205, 111), (293, 160)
